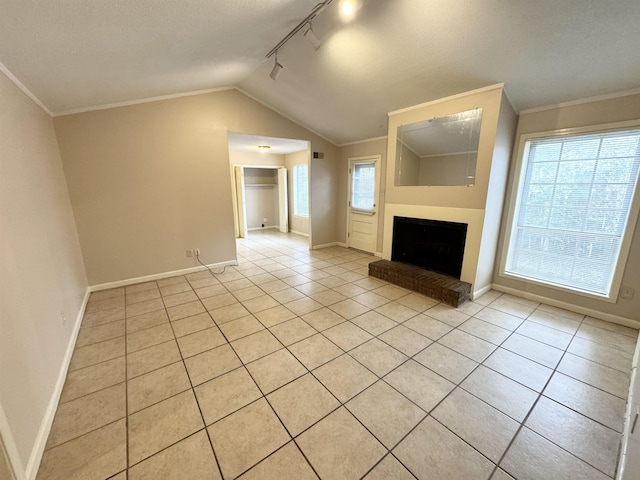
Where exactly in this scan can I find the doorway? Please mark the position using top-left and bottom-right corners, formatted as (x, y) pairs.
(347, 155), (381, 253)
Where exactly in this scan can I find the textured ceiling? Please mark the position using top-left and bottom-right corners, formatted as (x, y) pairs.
(1, 0), (639, 145)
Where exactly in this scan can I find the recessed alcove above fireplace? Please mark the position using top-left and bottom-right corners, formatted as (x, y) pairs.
(392, 216), (467, 279)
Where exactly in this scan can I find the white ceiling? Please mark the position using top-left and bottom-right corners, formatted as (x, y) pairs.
(228, 132), (308, 154)
(1, 0), (639, 145)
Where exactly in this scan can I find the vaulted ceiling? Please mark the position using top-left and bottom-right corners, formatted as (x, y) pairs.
(1, 0), (639, 145)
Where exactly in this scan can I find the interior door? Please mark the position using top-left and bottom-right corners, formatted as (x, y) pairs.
(347, 155), (380, 253)
(234, 166), (248, 238)
(278, 167), (288, 233)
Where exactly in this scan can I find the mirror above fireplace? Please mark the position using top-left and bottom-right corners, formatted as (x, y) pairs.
(395, 108), (483, 187)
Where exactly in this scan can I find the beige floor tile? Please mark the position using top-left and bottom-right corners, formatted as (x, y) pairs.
(557, 352), (630, 398)
(69, 336), (125, 371)
(473, 307), (524, 331)
(484, 347), (553, 392)
(201, 292), (237, 310)
(491, 469), (516, 480)
(128, 430), (221, 480)
(254, 304), (297, 327)
(242, 294), (280, 313)
(536, 303), (585, 322)
(323, 321), (373, 351)
(285, 297), (324, 316)
(194, 367), (261, 425)
(225, 278), (255, 291)
(209, 303), (251, 325)
(378, 325), (432, 356)
(270, 287), (306, 304)
(126, 322), (174, 353)
(231, 329), (283, 364)
(282, 273), (312, 287)
(568, 336), (634, 373)
(313, 354), (377, 402)
(184, 344), (242, 386)
(403, 314), (452, 340)
(527, 308), (581, 334)
(423, 303), (472, 328)
(246, 349), (307, 393)
(190, 276), (223, 290)
(126, 282), (158, 295)
(297, 407), (386, 480)
(576, 324), (637, 355)
(156, 275), (187, 287)
(126, 288), (161, 305)
(195, 283), (228, 299)
(328, 298), (370, 319)
(373, 284), (409, 300)
(363, 455), (415, 480)
(459, 318), (511, 345)
(269, 317), (317, 345)
(60, 356), (126, 403)
(375, 302), (419, 322)
(257, 279), (289, 294)
(82, 306), (125, 328)
(171, 311), (215, 337)
(238, 442), (318, 480)
(461, 366), (538, 422)
(354, 277), (387, 290)
(126, 298), (165, 318)
(457, 301), (485, 316)
(438, 329), (496, 362)
(350, 338), (408, 376)
(516, 320), (573, 350)
(295, 281), (330, 296)
(501, 427), (610, 480)
(301, 307), (346, 331)
(352, 291), (391, 309)
(395, 293), (438, 312)
(219, 315), (265, 341)
(393, 416), (494, 479)
(432, 387), (519, 462)
(208, 398), (290, 479)
(89, 288), (125, 302)
(86, 296), (125, 314)
(288, 333), (343, 370)
(347, 381), (425, 448)
(126, 309), (169, 334)
(162, 290), (198, 308)
(489, 296), (538, 318)
(127, 361), (191, 413)
(159, 281), (193, 297)
(76, 320), (125, 348)
(37, 419), (126, 480)
(127, 340), (182, 379)
(526, 396), (620, 476)
(166, 300), (206, 321)
(351, 310), (397, 335)
(233, 285), (265, 301)
(47, 383), (126, 448)
(501, 333), (564, 368)
(414, 342), (478, 384)
(317, 275), (349, 289)
(384, 360), (454, 412)
(267, 374), (340, 436)
(583, 316), (638, 337)
(128, 390), (204, 466)
(544, 372), (627, 432)
(309, 289), (347, 306)
(176, 326), (226, 358)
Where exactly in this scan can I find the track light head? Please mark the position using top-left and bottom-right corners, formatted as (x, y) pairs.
(270, 53), (283, 80)
(304, 25), (321, 50)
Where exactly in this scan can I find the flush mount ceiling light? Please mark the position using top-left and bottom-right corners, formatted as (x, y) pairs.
(339, 0), (361, 19)
(258, 145), (271, 153)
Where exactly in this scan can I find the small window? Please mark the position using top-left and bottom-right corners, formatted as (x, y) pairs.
(351, 162), (376, 210)
(502, 125), (640, 299)
(293, 164), (309, 217)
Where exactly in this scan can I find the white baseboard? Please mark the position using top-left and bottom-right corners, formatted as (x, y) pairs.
(24, 287), (91, 480)
(89, 260), (238, 292)
(492, 284), (640, 329)
(337, 242), (348, 248)
(617, 338), (640, 480)
(0, 404), (25, 480)
(374, 251), (383, 258)
(472, 284), (493, 300)
(312, 242), (339, 250)
(289, 230), (309, 237)
(247, 226), (278, 231)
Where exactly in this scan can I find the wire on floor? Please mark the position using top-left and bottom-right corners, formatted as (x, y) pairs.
(195, 252), (236, 277)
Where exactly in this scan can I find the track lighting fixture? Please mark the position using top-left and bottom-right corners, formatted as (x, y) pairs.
(304, 25), (321, 50)
(270, 52), (283, 80)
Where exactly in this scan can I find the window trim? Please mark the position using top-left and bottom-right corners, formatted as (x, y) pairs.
(292, 163), (309, 218)
(499, 119), (640, 302)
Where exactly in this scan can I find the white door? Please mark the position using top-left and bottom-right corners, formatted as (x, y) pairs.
(278, 167), (288, 233)
(347, 156), (380, 253)
(234, 166), (248, 238)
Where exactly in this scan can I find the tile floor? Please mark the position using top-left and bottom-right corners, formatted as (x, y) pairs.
(37, 231), (638, 479)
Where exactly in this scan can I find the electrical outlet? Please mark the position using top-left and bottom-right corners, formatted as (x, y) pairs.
(195, 248), (201, 257)
(186, 249), (193, 257)
(60, 311), (66, 326)
(620, 286), (635, 300)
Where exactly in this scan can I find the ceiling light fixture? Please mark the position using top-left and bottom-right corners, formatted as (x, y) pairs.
(258, 145), (271, 153)
(304, 25), (322, 50)
(269, 52), (283, 80)
(265, 0), (335, 78)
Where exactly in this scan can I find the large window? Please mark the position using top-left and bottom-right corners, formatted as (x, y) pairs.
(502, 125), (640, 299)
(293, 164), (309, 217)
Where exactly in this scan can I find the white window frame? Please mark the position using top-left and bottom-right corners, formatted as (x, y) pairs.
(293, 164), (309, 218)
(499, 119), (640, 302)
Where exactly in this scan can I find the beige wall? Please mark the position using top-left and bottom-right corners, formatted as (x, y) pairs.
(494, 92), (640, 321)
(285, 151), (310, 236)
(337, 137), (388, 253)
(0, 71), (87, 476)
(54, 89), (338, 285)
